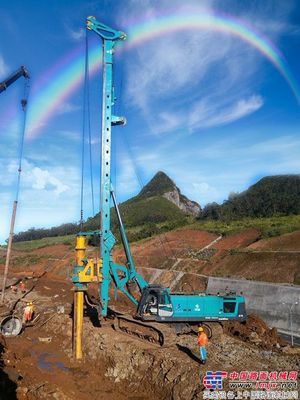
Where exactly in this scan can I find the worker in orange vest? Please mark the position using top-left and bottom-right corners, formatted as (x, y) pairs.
(198, 326), (209, 364)
(23, 302), (34, 323)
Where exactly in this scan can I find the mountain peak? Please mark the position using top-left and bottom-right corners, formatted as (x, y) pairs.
(138, 171), (201, 216)
(138, 171), (176, 198)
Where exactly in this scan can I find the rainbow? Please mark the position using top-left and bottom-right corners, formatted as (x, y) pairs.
(25, 40), (101, 136)
(24, 12), (300, 138)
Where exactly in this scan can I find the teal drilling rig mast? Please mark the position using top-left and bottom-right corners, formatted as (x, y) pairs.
(85, 17), (148, 316)
(87, 17), (127, 317)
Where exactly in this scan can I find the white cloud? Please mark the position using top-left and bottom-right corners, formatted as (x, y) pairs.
(0, 158), (82, 242)
(56, 129), (81, 141)
(26, 103), (80, 137)
(123, 5), (266, 137)
(0, 55), (9, 79)
(3, 159), (71, 196)
(66, 26), (85, 41)
(125, 29), (232, 111)
(90, 138), (101, 145)
(192, 182), (216, 196)
(150, 112), (185, 136)
(57, 102), (80, 115)
(192, 182), (219, 205)
(147, 94), (263, 135)
(0, 157), (82, 242)
(118, 0), (215, 26)
(189, 95), (264, 129)
(30, 167), (69, 195)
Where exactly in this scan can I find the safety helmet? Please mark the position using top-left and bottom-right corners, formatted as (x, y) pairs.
(198, 327), (204, 332)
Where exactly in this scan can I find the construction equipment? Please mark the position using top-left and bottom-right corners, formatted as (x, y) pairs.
(1, 66), (30, 304)
(72, 17), (246, 358)
(0, 66), (29, 93)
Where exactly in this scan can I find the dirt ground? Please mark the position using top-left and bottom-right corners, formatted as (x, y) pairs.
(0, 272), (299, 400)
(248, 231), (300, 251)
(3, 228), (300, 284)
(114, 229), (300, 284)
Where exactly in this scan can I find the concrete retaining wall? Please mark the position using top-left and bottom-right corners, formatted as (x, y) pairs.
(207, 277), (300, 335)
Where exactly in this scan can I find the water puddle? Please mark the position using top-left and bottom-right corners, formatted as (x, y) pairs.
(35, 352), (69, 372)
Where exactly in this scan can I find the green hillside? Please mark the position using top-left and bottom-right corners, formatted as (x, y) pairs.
(191, 214), (300, 238)
(85, 195), (188, 242)
(115, 195), (187, 227)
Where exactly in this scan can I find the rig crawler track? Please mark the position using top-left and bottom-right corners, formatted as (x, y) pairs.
(113, 314), (218, 347)
(113, 315), (178, 347)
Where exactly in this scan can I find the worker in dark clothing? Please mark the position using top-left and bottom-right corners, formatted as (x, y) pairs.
(198, 326), (208, 364)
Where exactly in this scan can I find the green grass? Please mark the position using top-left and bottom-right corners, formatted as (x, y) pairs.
(3, 215), (300, 251)
(2, 234), (76, 252)
(188, 215), (300, 238)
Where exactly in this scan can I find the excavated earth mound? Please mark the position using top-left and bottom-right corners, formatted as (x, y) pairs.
(224, 314), (286, 350)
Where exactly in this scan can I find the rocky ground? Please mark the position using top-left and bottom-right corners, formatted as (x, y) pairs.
(0, 273), (299, 400)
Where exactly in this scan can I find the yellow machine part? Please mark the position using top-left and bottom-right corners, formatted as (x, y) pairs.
(76, 235), (86, 264)
(73, 235), (102, 360)
(74, 290), (84, 360)
(77, 258), (103, 283)
(75, 235), (103, 283)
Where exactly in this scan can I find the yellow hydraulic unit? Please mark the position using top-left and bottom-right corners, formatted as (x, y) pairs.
(72, 234), (102, 360)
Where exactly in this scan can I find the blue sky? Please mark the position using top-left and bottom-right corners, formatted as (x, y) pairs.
(0, 0), (300, 242)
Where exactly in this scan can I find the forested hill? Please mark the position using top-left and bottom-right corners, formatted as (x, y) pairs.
(200, 175), (300, 220)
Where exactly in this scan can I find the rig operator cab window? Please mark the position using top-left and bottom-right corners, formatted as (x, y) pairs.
(223, 300), (237, 314)
(144, 289), (173, 317)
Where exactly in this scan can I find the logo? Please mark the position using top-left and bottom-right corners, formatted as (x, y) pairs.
(202, 370), (298, 399)
(203, 371), (228, 390)
(195, 304), (200, 311)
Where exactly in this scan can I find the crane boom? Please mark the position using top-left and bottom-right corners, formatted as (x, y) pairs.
(0, 66), (29, 93)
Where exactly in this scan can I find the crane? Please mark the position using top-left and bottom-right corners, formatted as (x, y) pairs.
(0, 66), (29, 93)
(72, 17), (246, 359)
(0, 65), (30, 304)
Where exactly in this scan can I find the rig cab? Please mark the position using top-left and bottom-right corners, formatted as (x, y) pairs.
(137, 285), (246, 323)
